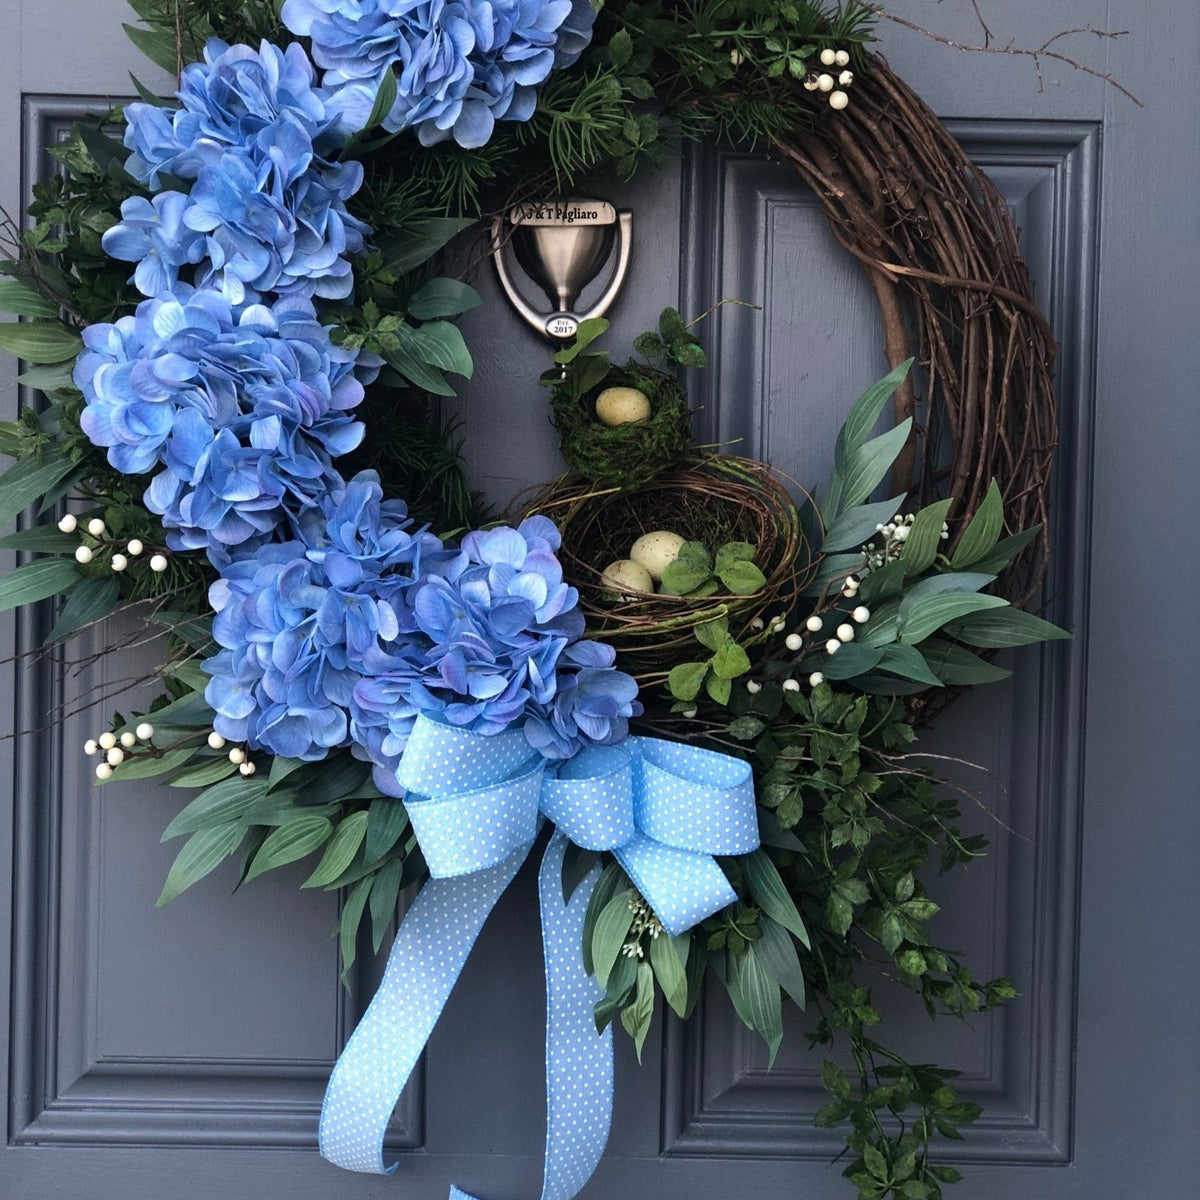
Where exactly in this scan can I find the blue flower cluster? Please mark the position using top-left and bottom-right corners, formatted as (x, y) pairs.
(281, 0), (597, 148)
(203, 490), (640, 788)
(75, 288), (370, 557)
(111, 39), (368, 303)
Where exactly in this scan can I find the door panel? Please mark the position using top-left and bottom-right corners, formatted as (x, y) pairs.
(2, 2), (1197, 1198)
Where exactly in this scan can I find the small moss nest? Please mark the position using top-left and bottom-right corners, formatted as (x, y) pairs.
(550, 363), (692, 488)
(516, 455), (809, 683)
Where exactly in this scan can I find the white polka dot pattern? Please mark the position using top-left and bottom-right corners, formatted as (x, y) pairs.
(319, 715), (760, 1198)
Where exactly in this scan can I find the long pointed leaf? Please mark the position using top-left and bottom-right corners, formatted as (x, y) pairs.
(0, 557), (80, 613)
(157, 823), (246, 906)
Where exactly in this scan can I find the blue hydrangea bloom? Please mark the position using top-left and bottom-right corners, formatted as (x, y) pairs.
(75, 287), (371, 555)
(203, 473), (436, 762)
(101, 193), (206, 298)
(120, 39), (368, 302)
(281, 0), (598, 147)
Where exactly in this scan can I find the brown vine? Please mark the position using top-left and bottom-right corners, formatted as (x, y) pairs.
(771, 56), (1059, 611)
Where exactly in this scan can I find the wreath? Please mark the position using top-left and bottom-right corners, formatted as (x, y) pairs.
(0, 4), (1072, 1199)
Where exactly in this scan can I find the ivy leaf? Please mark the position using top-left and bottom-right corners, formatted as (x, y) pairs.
(728, 715), (765, 741)
(716, 559), (766, 595)
(714, 541), (757, 572)
(705, 672), (732, 705)
(609, 27), (633, 68)
(822, 1059), (853, 1101)
(693, 615), (729, 652)
(711, 640), (751, 680)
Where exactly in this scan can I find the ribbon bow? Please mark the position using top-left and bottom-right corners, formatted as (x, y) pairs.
(319, 714), (759, 1198)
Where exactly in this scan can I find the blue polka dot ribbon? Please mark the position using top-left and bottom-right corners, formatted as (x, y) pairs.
(319, 715), (759, 1197)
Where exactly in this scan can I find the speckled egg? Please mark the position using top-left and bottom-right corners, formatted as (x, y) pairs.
(629, 530), (686, 581)
(595, 386), (652, 427)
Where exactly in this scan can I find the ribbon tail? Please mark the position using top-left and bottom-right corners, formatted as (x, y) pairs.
(538, 831), (612, 1200)
(319, 841), (532, 1174)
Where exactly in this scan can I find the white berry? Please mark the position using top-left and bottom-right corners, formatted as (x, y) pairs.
(207, 731), (226, 750)
(835, 50), (851, 67)
(119, 731), (137, 748)
(809, 671), (826, 687)
(817, 73), (834, 92)
(681, 708), (698, 720)
(149, 553), (169, 572)
(95, 763), (113, 781)
(98, 731), (117, 751)
(106, 747), (125, 766)
(126, 539), (144, 556)
(83, 739), (99, 756)
(110, 553), (128, 572)
(839, 70), (854, 86)
(853, 606), (871, 624)
(803, 78), (820, 91)
(75, 545), (94, 565)
(750, 618), (764, 631)
(58, 514), (78, 533)
(729, 48), (744, 67)
(825, 639), (841, 655)
(239, 760), (257, 777)
(785, 633), (803, 652)
(837, 623), (855, 642)
(228, 746), (246, 765)
(135, 722), (155, 741)
(746, 680), (762, 694)
(782, 679), (801, 692)
(829, 90), (850, 111)
(805, 615), (824, 632)
(819, 48), (837, 66)
(87, 517), (106, 537)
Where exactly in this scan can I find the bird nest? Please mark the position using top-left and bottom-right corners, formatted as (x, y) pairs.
(515, 455), (807, 683)
(549, 362), (693, 488)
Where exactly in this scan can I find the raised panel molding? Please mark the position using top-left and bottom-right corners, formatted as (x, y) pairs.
(664, 122), (1099, 1164)
(7, 96), (423, 1151)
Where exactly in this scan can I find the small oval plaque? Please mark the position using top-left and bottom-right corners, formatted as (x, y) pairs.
(546, 315), (580, 339)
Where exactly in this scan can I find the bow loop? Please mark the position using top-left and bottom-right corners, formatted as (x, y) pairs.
(539, 745), (636, 849)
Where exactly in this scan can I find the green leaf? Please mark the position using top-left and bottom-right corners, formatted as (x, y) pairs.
(303, 810), (369, 887)
(379, 217), (475, 274)
(364, 797), (410, 863)
(0, 453), (78, 533)
(17, 360), (78, 392)
(838, 419), (913, 512)
(245, 815), (334, 882)
(407, 320), (473, 378)
(122, 21), (180, 73)
(0, 557), (79, 614)
(819, 643), (885, 680)
(667, 660), (709, 702)
(339, 877), (373, 983)
(0, 320), (81, 365)
(650, 933), (689, 1017)
(945, 606), (1071, 647)
(711, 640), (751, 680)
(269, 751), (371, 804)
(582, 863), (628, 976)
(920, 638), (1012, 686)
(728, 715), (765, 741)
(875, 644), (944, 687)
(733, 946), (782, 1064)
(693, 616), (729, 653)
(901, 498), (954, 577)
(716, 559), (766, 595)
(0, 279), (59, 319)
(46, 574), (119, 643)
(660, 549), (712, 594)
(168, 757), (239, 788)
(755, 915), (806, 1009)
(0, 526), (82, 553)
(407, 278), (481, 320)
(897, 593), (1009, 645)
(620, 960), (656, 1061)
(554, 317), (609, 364)
(99, 745), (195, 783)
(157, 823), (246, 906)
(369, 858), (405, 952)
(608, 27), (633, 68)
(161, 778), (270, 840)
(828, 359), (913, 514)
(591, 890), (634, 988)
(714, 541), (756, 572)
(821, 495), (908, 553)
(128, 72), (174, 107)
(364, 66), (398, 130)
(744, 850), (809, 945)
(705, 673), (732, 705)
(969, 524), (1043, 574)
(951, 479), (1004, 568)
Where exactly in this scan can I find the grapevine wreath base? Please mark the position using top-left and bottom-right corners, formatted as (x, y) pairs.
(0, 4), (1071, 1200)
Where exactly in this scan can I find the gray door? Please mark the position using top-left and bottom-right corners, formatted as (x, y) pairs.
(2, 1), (1197, 1197)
